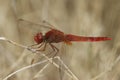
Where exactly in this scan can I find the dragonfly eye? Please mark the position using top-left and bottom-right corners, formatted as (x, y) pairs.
(34, 33), (43, 44)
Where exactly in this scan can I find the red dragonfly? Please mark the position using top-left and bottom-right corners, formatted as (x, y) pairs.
(19, 19), (111, 56)
(33, 22), (111, 56)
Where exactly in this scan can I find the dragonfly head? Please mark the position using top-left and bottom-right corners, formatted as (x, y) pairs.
(34, 33), (43, 44)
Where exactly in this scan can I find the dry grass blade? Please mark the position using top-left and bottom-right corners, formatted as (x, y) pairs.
(0, 37), (79, 80)
(3, 57), (50, 80)
(91, 47), (120, 80)
(33, 63), (50, 79)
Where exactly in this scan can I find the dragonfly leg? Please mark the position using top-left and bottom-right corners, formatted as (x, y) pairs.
(49, 43), (59, 57)
(28, 42), (44, 49)
(49, 43), (63, 80)
(28, 44), (38, 49)
(36, 42), (47, 51)
(29, 42), (46, 51)
(31, 42), (47, 64)
(37, 44), (56, 61)
(29, 44), (38, 47)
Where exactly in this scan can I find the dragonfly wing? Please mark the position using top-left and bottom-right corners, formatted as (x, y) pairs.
(65, 34), (111, 42)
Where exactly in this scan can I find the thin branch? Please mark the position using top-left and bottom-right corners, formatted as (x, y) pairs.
(91, 47), (120, 80)
(3, 57), (50, 80)
(56, 56), (79, 80)
(0, 37), (79, 80)
(0, 37), (27, 49)
(33, 63), (50, 79)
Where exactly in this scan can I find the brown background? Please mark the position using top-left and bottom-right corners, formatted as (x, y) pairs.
(0, 0), (120, 80)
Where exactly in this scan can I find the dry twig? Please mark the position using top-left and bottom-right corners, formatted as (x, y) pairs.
(0, 37), (79, 80)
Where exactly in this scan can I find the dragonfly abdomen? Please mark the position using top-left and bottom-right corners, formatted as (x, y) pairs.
(65, 34), (111, 42)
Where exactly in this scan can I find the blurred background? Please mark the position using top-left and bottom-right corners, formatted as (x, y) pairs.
(0, 0), (120, 80)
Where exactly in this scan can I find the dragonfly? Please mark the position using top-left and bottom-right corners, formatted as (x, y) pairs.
(19, 19), (111, 56)
(19, 19), (111, 80)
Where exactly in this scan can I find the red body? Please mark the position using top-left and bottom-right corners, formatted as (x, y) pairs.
(34, 29), (111, 44)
